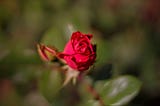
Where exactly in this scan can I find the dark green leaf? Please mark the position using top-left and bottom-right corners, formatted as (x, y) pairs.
(38, 69), (62, 102)
(96, 75), (142, 106)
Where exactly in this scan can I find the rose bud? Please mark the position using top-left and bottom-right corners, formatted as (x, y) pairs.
(37, 44), (58, 62)
(58, 31), (96, 71)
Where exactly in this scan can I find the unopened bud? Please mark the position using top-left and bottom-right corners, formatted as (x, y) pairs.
(37, 44), (57, 62)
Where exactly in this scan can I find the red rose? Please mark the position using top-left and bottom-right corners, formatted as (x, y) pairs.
(59, 31), (96, 71)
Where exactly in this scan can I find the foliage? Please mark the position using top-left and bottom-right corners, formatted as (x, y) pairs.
(0, 0), (160, 106)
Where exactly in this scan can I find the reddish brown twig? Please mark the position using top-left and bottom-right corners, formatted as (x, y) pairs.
(85, 82), (105, 106)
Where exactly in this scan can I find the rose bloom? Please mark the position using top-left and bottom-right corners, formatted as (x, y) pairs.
(59, 31), (96, 71)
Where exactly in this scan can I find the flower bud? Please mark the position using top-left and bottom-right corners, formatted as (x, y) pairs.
(37, 44), (57, 62)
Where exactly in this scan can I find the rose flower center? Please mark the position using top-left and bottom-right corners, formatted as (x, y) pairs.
(75, 41), (91, 54)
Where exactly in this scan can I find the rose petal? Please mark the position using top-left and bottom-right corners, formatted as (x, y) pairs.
(71, 31), (91, 53)
(59, 53), (77, 69)
(84, 34), (92, 40)
(63, 41), (75, 55)
(74, 54), (89, 63)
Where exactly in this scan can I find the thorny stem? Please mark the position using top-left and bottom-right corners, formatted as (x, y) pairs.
(85, 82), (106, 106)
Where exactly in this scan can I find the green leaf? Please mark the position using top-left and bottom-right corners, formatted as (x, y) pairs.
(38, 69), (62, 102)
(96, 75), (142, 106)
(78, 100), (101, 106)
(41, 27), (66, 51)
(93, 37), (111, 67)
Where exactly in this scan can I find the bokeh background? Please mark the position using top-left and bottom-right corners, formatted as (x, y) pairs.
(0, 0), (160, 106)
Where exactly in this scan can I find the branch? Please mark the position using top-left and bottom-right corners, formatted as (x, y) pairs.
(85, 82), (105, 106)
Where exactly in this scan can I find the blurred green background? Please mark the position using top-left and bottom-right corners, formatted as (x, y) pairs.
(0, 0), (160, 106)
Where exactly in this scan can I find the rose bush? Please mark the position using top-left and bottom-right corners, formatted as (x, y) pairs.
(58, 31), (96, 71)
